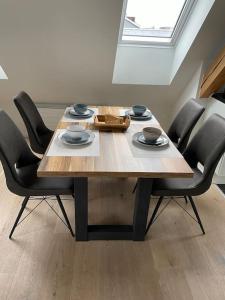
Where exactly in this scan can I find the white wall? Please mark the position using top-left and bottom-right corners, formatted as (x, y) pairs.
(174, 63), (204, 115)
(113, 45), (173, 85)
(0, 0), (225, 132)
(0, 0), (179, 129)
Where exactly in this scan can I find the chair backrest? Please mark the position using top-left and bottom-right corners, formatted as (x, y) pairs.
(0, 110), (40, 195)
(14, 91), (49, 153)
(183, 114), (225, 194)
(168, 99), (205, 152)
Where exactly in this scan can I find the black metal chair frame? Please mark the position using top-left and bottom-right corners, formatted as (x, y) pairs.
(9, 195), (74, 239)
(145, 195), (205, 235)
(14, 91), (54, 154)
(0, 110), (74, 239)
(145, 114), (225, 237)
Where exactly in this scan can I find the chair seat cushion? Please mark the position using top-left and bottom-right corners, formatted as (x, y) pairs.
(15, 162), (73, 196)
(28, 176), (74, 196)
(152, 168), (203, 196)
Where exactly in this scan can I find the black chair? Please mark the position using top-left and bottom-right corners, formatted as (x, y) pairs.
(0, 110), (74, 238)
(146, 114), (225, 235)
(168, 99), (205, 153)
(14, 91), (54, 154)
(132, 99), (205, 195)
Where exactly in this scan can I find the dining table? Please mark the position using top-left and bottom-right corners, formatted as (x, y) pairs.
(37, 105), (193, 241)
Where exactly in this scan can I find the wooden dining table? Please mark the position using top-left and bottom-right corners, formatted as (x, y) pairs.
(37, 106), (193, 241)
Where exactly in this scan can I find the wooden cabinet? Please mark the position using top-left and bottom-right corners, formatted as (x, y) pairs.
(200, 45), (225, 98)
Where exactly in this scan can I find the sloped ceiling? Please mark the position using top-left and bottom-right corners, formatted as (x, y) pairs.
(0, 0), (225, 129)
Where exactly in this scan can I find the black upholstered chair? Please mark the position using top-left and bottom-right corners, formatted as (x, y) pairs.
(14, 91), (54, 154)
(146, 114), (225, 235)
(0, 110), (74, 238)
(132, 99), (205, 195)
(168, 99), (205, 153)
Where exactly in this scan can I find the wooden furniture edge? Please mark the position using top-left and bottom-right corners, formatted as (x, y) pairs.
(200, 45), (225, 98)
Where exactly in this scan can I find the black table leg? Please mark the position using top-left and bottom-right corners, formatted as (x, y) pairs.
(74, 177), (88, 241)
(74, 177), (152, 241)
(133, 178), (152, 241)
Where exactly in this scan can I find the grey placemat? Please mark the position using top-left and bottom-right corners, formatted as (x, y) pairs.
(47, 129), (100, 157)
(125, 125), (182, 158)
(61, 107), (98, 123)
(119, 109), (159, 125)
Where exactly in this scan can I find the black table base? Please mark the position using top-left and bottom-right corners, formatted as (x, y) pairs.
(74, 177), (152, 241)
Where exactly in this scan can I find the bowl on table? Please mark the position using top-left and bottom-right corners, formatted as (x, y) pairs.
(73, 104), (88, 115)
(142, 127), (162, 143)
(132, 105), (147, 116)
(66, 125), (87, 140)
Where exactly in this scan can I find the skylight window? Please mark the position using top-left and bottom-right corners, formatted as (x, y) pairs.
(121, 0), (196, 45)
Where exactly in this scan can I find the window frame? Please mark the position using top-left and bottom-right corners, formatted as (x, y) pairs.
(119, 0), (197, 47)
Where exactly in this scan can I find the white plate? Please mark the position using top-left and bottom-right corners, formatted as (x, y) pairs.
(62, 131), (90, 143)
(58, 130), (95, 146)
(133, 132), (169, 147)
(69, 108), (94, 117)
(138, 135), (164, 145)
(126, 110), (152, 120)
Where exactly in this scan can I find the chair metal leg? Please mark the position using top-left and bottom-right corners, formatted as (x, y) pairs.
(184, 196), (188, 204)
(146, 196), (164, 234)
(9, 196), (30, 239)
(188, 196), (205, 234)
(56, 195), (74, 237)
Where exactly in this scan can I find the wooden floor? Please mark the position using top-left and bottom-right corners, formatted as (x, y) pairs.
(1, 168), (225, 299)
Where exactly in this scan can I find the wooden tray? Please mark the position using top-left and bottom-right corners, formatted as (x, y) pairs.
(94, 114), (130, 131)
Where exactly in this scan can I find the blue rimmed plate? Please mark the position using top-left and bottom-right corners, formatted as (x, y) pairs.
(69, 108), (94, 118)
(133, 132), (169, 147)
(58, 130), (95, 146)
(125, 110), (152, 121)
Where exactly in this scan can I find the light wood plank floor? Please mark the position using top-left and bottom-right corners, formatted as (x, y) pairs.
(0, 167), (225, 300)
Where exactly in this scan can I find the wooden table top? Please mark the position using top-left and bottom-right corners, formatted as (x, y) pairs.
(37, 106), (193, 178)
